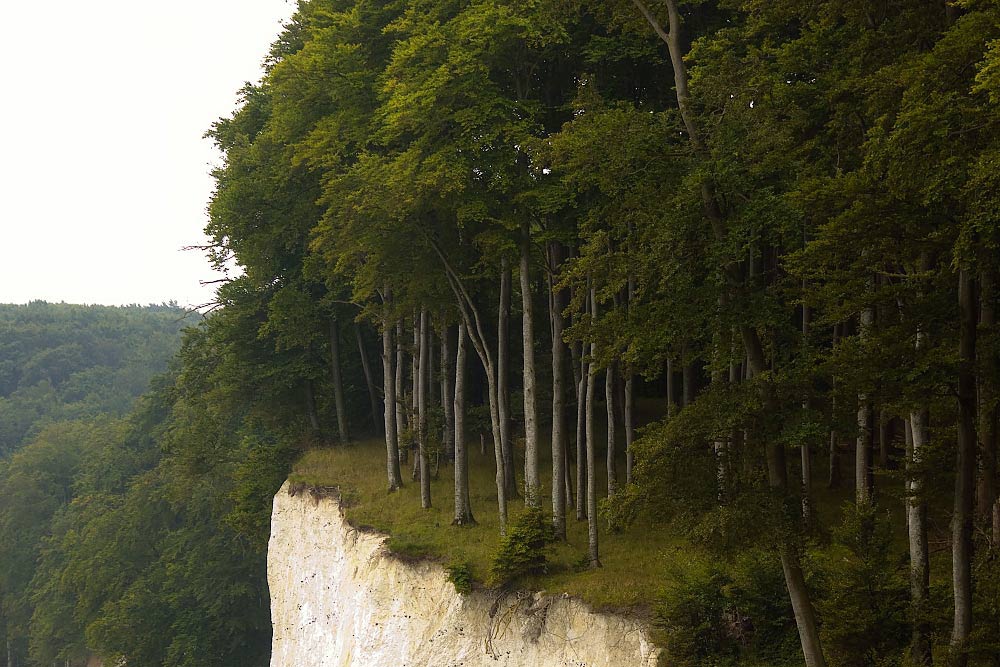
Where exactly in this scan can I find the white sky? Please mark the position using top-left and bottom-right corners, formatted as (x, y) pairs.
(0, 0), (296, 308)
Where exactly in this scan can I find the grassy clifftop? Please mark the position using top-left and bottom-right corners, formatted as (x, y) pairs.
(290, 438), (686, 613)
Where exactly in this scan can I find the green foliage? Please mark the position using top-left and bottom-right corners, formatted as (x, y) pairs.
(489, 505), (556, 588)
(446, 559), (474, 595)
(0, 302), (191, 455)
(813, 504), (909, 667)
(656, 550), (799, 667)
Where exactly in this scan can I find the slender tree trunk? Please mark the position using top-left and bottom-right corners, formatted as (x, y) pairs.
(908, 409), (932, 666)
(856, 306), (875, 505)
(428, 326), (437, 406)
(549, 241), (567, 538)
(355, 324), (384, 436)
(575, 340), (588, 520)
(453, 322), (475, 525)
(498, 257), (517, 497)
(829, 322), (841, 488)
(730, 353), (744, 480)
(441, 322), (455, 460)
(382, 309), (402, 492)
(606, 361), (618, 497)
(411, 314), (421, 480)
(329, 317), (349, 443)
(625, 371), (635, 485)
(521, 224), (540, 505)
(801, 296), (812, 522)
(418, 308), (432, 509)
(586, 287), (601, 567)
(744, 325), (826, 667)
(682, 344), (695, 407)
(666, 358), (677, 418)
(432, 244), (509, 532)
(712, 330), (727, 503)
(565, 439), (574, 510)
(977, 268), (997, 541)
(878, 412), (891, 469)
(951, 269), (977, 667)
(305, 380), (321, 435)
(395, 321), (407, 465)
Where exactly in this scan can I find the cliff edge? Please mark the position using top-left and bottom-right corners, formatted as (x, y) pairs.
(268, 481), (664, 667)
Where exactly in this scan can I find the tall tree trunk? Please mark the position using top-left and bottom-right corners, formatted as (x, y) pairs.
(625, 371), (635, 485)
(453, 322), (475, 525)
(829, 322), (842, 488)
(801, 295), (812, 522)
(329, 317), (349, 443)
(977, 268), (997, 541)
(606, 361), (618, 497)
(395, 321), (407, 465)
(576, 339), (588, 520)
(856, 306), (875, 505)
(520, 224), (540, 505)
(712, 331), (727, 503)
(742, 322), (825, 667)
(418, 308), (432, 509)
(305, 380), (321, 435)
(431, 242), (508, 533)
(682, 344), (695, 407)
(878, 412), (891, 469)
(548, 241), (567, 538)
(908, 409), (932, 666)
(666, 358), (677, 418)
(428, 327), (437, 406)
(382, 310), (402, 492)
(624, 273), (636, 488)
(441, 322), (455, 459)
(355, 324), (383, 436)
(952, 269), (977, 667)
(411, 314), (421, 480)
(586, 287), (601, 567)
(498, 257), (517, 497)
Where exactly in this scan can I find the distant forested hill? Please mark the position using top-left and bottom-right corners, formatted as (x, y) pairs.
(0, 302), (193, 455)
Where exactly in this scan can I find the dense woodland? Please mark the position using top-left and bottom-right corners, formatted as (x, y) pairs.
(3, 0), (1000, 665)
(0, 302), (188, 455)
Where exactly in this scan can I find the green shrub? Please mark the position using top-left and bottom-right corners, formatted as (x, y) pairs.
(656, 551), (799, 667)
(814, 503), (908, 667)
(446, 560), (474, 595)
(488, 506), (555, 587)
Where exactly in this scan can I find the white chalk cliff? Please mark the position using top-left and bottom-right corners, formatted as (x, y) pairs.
(267, 481), (664, 667)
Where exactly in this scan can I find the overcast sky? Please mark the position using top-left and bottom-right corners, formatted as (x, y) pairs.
(0, 0), (296, 308)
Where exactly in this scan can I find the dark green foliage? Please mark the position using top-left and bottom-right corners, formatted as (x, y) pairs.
(0, 302), (192, 455)
(489, 506), (556, 588)
(227, 432), (296, 549)
(971, 551), (1000, 663)
(814, 505), (909, 667)
(656, 551), (799, 667)
(446, 560), (474, 595)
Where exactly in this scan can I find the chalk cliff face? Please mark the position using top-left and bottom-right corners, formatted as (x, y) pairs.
(267, 481), (664, 667)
